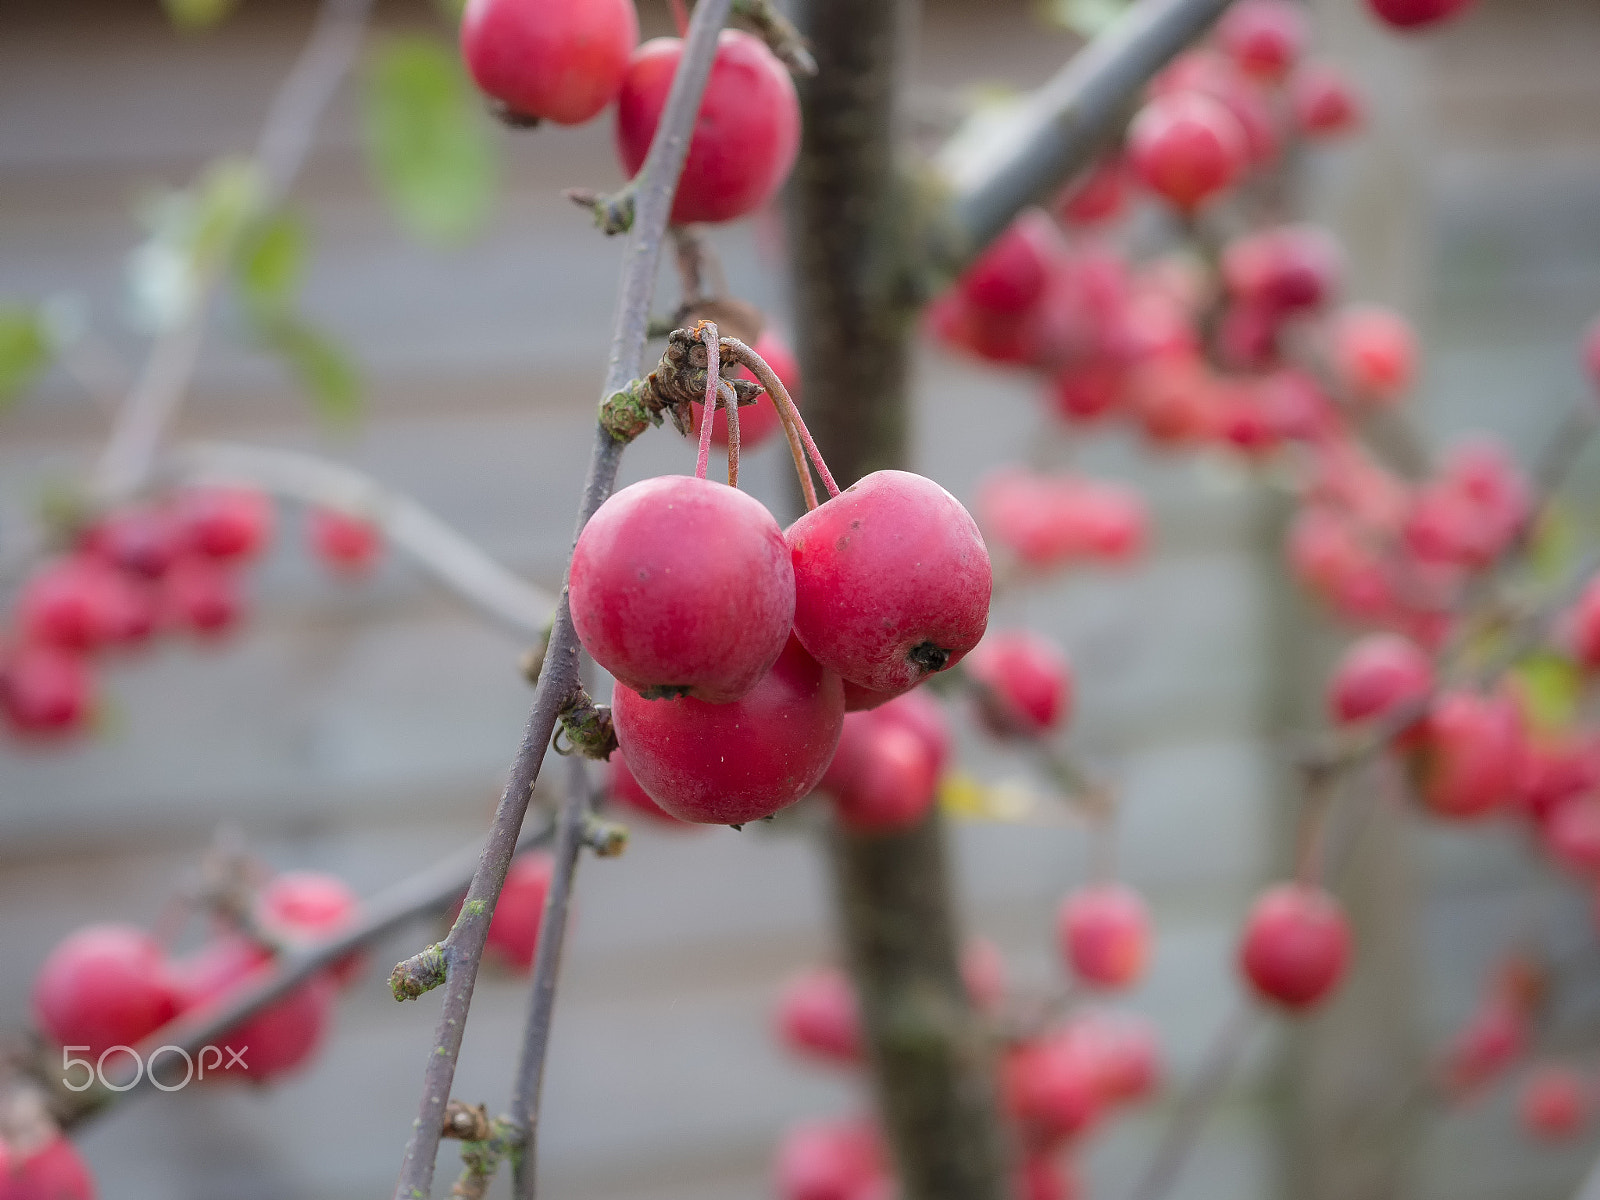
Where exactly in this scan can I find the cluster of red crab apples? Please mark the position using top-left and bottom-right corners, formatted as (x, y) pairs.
(572, 440), (992, 828)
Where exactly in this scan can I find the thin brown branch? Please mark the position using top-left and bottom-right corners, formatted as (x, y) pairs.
(391, 1), (734, 1194)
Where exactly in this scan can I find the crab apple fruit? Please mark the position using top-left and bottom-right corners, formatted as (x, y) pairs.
(1216, 0), (1307, 81)
(613, 635), (844, 824)
(1410, 690), (1522, 820)
(1004, 1030), (1105, 1147)
(162, 557), (244, 638)
(1057, 156), (1128, 227)
(571, 475), (793, 703)
(83, 505), (183, 580)
(830, 722), (939, 834)
(775, 968), (861, 1066)
(1127, 91), (1248, 213)
(1543, 797), (1600, 875)
(690, 331), (800, 449)
(1221, 225), (1342, 315)
(1572, 575), (1600, 668)
(15, 557), (127, 653)
(1058, 884), (1152, 990)
(964, 630), (1073, 739)
(307, 508), (381, 575)
(1366, 0), (1475, 30)
(616, 30), (799, 225)
(962, 937), (1007, 1013)
(1079, 1012), (1162, 1104)
(1018, 1157), (1078, 1200)
(1442, 998), (1526, 1096)
(460, 0), (637, 126)
(33, 924), (179, 1057)
(1520, 1066), (1588, 1141)
(606, 750), (693, 826)
(1327, 633), (1433, 728)
(175, 486), (273, 563)
(1516, 736), (1600, 825)
(786, 471), (991, 696)
(775, 1119), (884, 1200)
(957, 210), (1058, 315)
(0, 1137), (96, 1200)
(1292, 62), (1364, 138)
(485, 853), (555, 971)
(1238, 883), (1350, 1010)
(0, 645), (93, 738)
(872, 689), (952, 776)
(1332, 306), (1417, 404)
(257, 870), (364, 985)
(173, 936), (335, 1081)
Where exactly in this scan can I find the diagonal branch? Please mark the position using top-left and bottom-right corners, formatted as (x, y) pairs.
(390, 1), (735, 1195)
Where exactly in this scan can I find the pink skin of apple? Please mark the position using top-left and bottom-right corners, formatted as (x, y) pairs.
(786, 471), (992, 696)
(172, 935), (336, 1082)
(1442, 997), (1527, 1097)
(1221, 224), (1342, 316)
(1291, 62), (1364, 138)
(0, 645), (94, 739)
(1127, 91), (1249, 213)
(689, 331), (800, 449)
(1056, 156), (1128, 228)
(32, 925), (180, 1058)
(829, 722), (939, 835)
(1516, 736), (1600, 825)
(1519, 1066), (1589, 1142)
(1572, 575), (1600, 668)
(460, 0), (638, 126)
(14, 557), (132, 654)
(308, 508), (382, 575)
(1409, 690), (1523, 820)
(962, 937), (1007, 1014)
(1365, 0), (1476, 31)
(0, 1137), (96, 1200)
(606, 750), (695, 828)
(615, 30), (799, 226)
(1542, 796), (1600, 876)
(1238, 883), (1351, 1010)
(481, 853), (555, 972)
(964, 630), (1074, 739)
(1003, 1029), (1106, 1149)
(570, 475), (795, 704)
(613, 635), (844, 825)
(1331, 306), (1417, 405)
(161, 557), (245, 639)
(82, 504), (184, 580)
(256, 870), (366, 986)
(775, 967), (861, 1066)
(957, 210), (1060, 316)
(175, 487), (274, 563)
(1057, 884), (1152, 990)
(774, 1118), (886, 1200)
(1326, 633), (1433, 729)
(1216, 0), (1307, 81)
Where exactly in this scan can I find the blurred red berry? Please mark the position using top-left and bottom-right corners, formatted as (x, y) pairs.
(774, 1119), (885, 1200)
(1004, 1029), (1105, 1147)
(1409, 690), (1523, 820)
(1056, 157), (1128, 228)
(33, 924), (179, 1058)
(0, 1136), (96, 1200)
(15, 557), (125, 653)
(775, 968), (861, 1066)
(1216, 0), (1307, 82)
(1238, 883), (1350, 1010)
(460, 0), (638, 126)
(1366, 0), (1475, 31)
(1332, 306), (1416, 404)
(1327, 633), (1433, 727)
(176, 487), (273, 563)
(0, 645), (94, 738)
(162, 558), (244, 638)
(1128, 92), (1248, 213)
(965, 630), (1073, 738)
(308, 508), (381, 576)
(1058, 884), (1152, 990)
(484, 853), (555, 972)
(1519, 1066), (1589, 1141)
(1291, 62), (1364, 138)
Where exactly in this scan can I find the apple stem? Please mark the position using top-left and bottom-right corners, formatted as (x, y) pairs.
(720, 334), (840, 507)
(693, 322), (721, 481)
(725, 379), (742, 487)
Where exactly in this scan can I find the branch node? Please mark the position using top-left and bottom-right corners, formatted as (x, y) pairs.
(731, 0), (818, 76)
(441, 1100), (492, 1141)
(583, 816), (630, 858)
(554, 690), (619, 761)
(390, 943), (449, 1001)
(598, 327), (764, 443)
(564, 185), (636, 236)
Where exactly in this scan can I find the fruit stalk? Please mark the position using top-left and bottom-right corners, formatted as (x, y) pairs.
(391, 1), (735, 1195)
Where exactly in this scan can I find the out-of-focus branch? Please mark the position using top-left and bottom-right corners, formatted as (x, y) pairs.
(167, 441), (557, 637)
(93, 0), (375, 503)
(390, 1), (734, 1195)
(934, 0), (1235, 268)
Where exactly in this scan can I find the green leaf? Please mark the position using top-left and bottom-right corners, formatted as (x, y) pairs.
(0, 306), (52, 407)
(362, 36), (497, 244)
(1040, 0), (1132, 36)
(235, 210), (308, 316)
(1529, 502), (1577, 585)
(161, 0), (239, 31)
(1511, 651), (1585, 735)
(259, 314), (363, 429)
(191, 158), (265, 271)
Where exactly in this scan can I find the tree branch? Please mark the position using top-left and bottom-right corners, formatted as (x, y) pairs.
(934, 0), (1235, 267)
(391, 2), (734, 1195)
(166, 441), (556, 637)
(93, 0), (375, 503)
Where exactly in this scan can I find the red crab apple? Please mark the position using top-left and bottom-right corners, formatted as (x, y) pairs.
(1366, 0), (1476, 31)
(82, 504), (182, 580)
(460, 0), (638, 126)
(173, 936), (335, 1082)
(775, 1118), (885, 1200)
(613, 635), (844, 824)
(615, 30), (799, 225)
(175, 486), (273, 563)
(1058, 884), (1152, 990)
(1056, 156), (1128, 227)
(257, 870), (364, 985)
(1327, 633), (1433, 728)
(1019, 1156), (1078, 1200)
(0, 645), (93, 738)
(1291, 62), (1363, 137)
(1569, 575), (1600, 668)
(1003, 1028), (1105, 1147)
(33, 924), (180, 1057)
(570, 475), (794, 703)
(957, 209), (1058, 315)
(1238, 883), (1350, 1010)
(162, 557), (244, 638)
(1221, 224), (1342, 315)
(307, 508), (381, 575)
(1519, 1066), (1588, 1141)
(828, 720), (938, 834)
(1127, 91), (1248, 214)
(1409, 690), (1522, 820)
(15, 557), (126, 653)
(1543, 797), (1600, 875)
(0, 1137), (96, 1200)
(483, 852), (555, 972)
(1443, 996), (1528, 1096)
(1216, 0), (1307, 81)
(963, 937), (1007, 1013)
(606, 750), (692, 827)
(787, 471), (991, 696)
(690, 331), (800, 449)
(1332, 306), (1417, 404)
(775, 967), (861, 1066)
(964, 630), (1073, 738)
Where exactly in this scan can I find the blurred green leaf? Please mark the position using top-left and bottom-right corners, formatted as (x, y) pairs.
(235, 210), (308, 316)
(1512, 651), (1584, 735)
(433, 0), (467, 20)
(1039, 0), (1131, 37)
(0, 307), (53, 408)
(191, 158), (265, 271)
(258, 314), (362, 428)
(362, 36), (497, 244)
(161, 0), (239, 31)
(1529, 502), (1577, 584)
